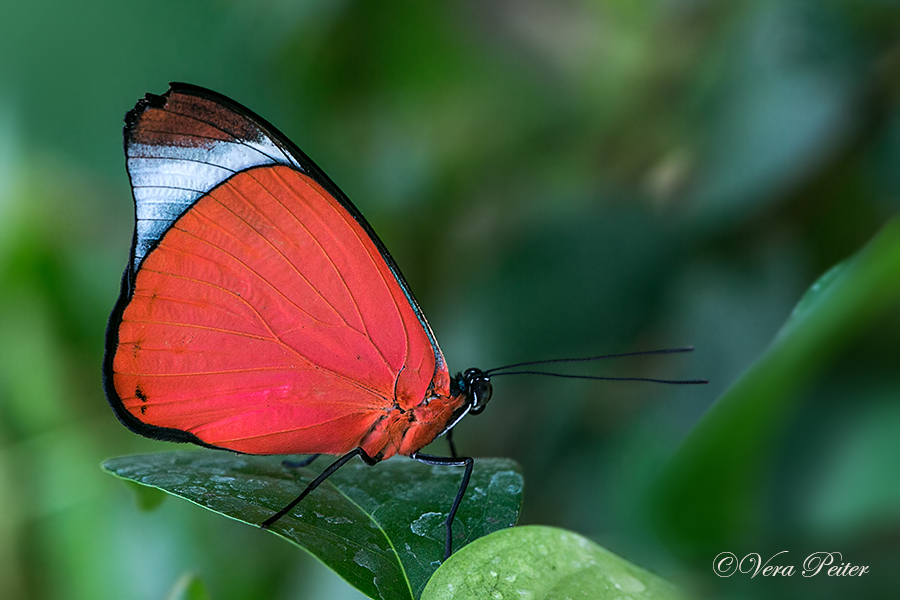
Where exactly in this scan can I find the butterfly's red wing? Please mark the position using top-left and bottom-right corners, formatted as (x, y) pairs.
(104, 84), (458, 458)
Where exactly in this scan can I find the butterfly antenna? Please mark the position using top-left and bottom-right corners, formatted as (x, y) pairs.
(484, 346), (707, 385)
(486, 371), (708, 385)
(483, 346), (695, 374)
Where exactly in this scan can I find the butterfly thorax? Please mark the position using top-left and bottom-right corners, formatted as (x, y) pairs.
(358, 367), (492, 460)
(358, 389), (468, 460)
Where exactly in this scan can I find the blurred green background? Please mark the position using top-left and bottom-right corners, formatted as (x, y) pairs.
(1, 1), (899, 599)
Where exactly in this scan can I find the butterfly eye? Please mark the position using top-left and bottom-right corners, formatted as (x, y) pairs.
(464, 369), (492, 414)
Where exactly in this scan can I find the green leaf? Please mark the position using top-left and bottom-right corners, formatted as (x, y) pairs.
(102, 452), (522, 600)
(651, 217), (900, 559)
(421, 526), (681, 600)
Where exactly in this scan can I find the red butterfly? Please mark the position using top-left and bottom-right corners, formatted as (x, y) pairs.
(104, 84), (704, 558)
(104, 84), (491, 558)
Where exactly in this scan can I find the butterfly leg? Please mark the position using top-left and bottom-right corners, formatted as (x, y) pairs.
(261, 447), (376, 529)
(446, 428), (458, 458)
(281, 454), (321, 469)
(411, 452), (474, 560)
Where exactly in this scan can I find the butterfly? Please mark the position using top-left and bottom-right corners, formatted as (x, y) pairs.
(103, 83), (494, 559)
(104, 83), (704, 559)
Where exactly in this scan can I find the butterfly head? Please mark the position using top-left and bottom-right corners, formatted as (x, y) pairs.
(454, 368), (492, 415)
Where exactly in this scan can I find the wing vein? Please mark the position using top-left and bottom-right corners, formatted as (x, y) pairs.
(128, 269), (386, 398)
(260, 168), (398, 373)
(167, 220), (342, 328)
(119, 319), (272, 341)
(151, 106), (288, 166)
(128, 154), (238, 173)
(133, 184), (205, 192)
(274, 168), (411, 374)
(133, 127), (279, 162)
(199, 412), (377, 441)
(207, 178), (364, 335)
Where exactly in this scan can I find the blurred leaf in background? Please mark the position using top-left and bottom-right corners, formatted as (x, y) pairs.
(1, 0), (899, 599)
(652, 217), (900, 598)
